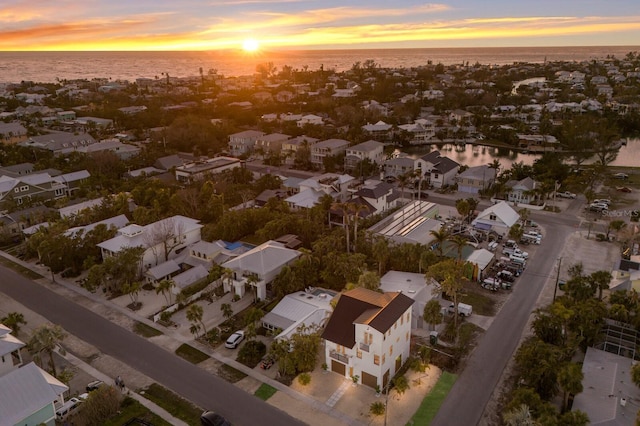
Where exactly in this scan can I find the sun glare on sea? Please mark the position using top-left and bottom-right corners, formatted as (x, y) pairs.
(242, 38), (260, 53)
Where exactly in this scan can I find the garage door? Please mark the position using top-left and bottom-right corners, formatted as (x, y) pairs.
(331, 360), (346, 376)
(362, 371), (377, 389)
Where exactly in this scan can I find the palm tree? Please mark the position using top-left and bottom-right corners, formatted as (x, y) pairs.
(558, 363), (583, 413)
(589, 270), (612, 300)
(372, 236), (390, 276)
(186, 304), (206, 337)
(397, 172), (412, 226)
(449, 235), (468, 262)
(222, 268), (234, 291)
(503, 404), (535, 426)
(349, 203), (369, 251)
(246, 273), (260, 303)
(28, 324), (67, 377)
(430, 228), (451, 258)
(155, 279), (175, 305)
(221, 303), (234, 322)
(331, 201), (352, 253)
(1, 312), (26, 337)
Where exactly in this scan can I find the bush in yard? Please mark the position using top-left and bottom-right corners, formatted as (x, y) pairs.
(237, 340), (266, 367)
(298, 372), (311, 386)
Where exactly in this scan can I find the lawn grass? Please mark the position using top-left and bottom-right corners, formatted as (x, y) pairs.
(140, 383), (203, 425)
(0, 257), (43, 280)
(254, 383), (277, 401)
(175, 343), (210, 364)
(459, 290), (494, 316)
(409, 371), (457, 425)
(102, 396), (172, 426)
(218, 363), (248, 383)
(133, 321), (162, 338)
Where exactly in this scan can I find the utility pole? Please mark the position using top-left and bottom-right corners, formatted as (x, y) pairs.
(553, 257), (562, 302)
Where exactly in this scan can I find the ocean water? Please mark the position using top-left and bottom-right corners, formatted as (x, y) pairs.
(0, 46), (638, 84)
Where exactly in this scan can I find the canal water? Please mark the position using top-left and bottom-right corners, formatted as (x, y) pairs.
(403, 138), (640, 169)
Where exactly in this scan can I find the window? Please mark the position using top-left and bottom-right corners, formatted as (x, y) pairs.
(489, 214), (497, 221)
(364, 332), (373, 345)
(382, 354), (386, 364)
(20, 185), (29, 192)
(406, 312), (410, 322)
(357, 349), (362, 359)
(394, 322), (397, 330)
(406, 331), (409, 341)
(374, 354), (380, 365)
(400, 315), (403, 325)
(389, 345), (393, 356)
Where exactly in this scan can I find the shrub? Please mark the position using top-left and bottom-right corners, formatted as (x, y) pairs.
(298, 372), (311, 386)
(370, 401), (385, 416)
(237, 340), (266, 367)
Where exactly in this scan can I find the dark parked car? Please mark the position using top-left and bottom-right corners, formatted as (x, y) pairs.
(201, 411), (231, 426)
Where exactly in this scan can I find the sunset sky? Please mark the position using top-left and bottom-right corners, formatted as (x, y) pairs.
(2, 0), (640, 51)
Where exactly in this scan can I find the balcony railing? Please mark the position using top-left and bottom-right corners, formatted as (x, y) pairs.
(359, 342), (370, 352)
(329, 350), (349, 363)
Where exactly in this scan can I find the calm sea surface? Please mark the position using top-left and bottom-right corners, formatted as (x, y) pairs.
(1, 46), (639, 84)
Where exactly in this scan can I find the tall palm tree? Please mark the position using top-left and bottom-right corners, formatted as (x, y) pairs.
(28, 324), (67, 377)
(558, 363), (583, 413)
(1, 312), (26, 337)
(449, 235), (468, 262)
(589, 270), (612, 300)
(186, 304), (206, 337)
(349, 203), (369, 251)
(331, 201), (352, 253)
(397, 172), (412, 226)
(430, 228), (451, 258)
(155, 279), (175, 305)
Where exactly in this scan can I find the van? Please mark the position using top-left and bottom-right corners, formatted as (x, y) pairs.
(525, 230), (542, 239)
(56, 398), (81, 420)
(449, 302), (473, 316)
(488, 241), (499, 251)
(521, 234), (540, 245)
(510, 254), (526, 266)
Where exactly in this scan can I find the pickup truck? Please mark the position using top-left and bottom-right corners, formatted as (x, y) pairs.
(557, 191), (576, 199)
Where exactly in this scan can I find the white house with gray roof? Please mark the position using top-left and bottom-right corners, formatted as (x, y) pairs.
(471, 201), (520, 236)
(228, 130), (265, 157)
(344, 140), (385, 171)
(221, 240), (301, 300)
(97, 215), (203, 270)
(311, 139), (350, 168)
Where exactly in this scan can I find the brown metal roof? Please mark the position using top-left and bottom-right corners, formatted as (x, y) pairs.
(321, 288), (414, 348)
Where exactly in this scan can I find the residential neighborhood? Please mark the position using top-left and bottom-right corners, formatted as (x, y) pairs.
(1, 51), (640, 426)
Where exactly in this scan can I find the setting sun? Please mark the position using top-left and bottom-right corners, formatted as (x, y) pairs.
(242, 38), (260, 52)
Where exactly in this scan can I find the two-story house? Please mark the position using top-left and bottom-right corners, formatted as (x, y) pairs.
(456, 165), (497, 195)
(254, 133), (291, 156)
(281, 135), (319, 166)
(0, 173), (68, 208)
(311, 139), (350, 168)
(97, 215), (203, 271)
(384, 155), (418, 179)
(416, 151), (459, 188)
(221, 240), (301, 300)
(285, 173), (355, 210)
(0, 121), (28, 144)
(362, 121), (393, 141)
(344, 140), (385, 172)
(505, 177), (539, 205)
(321, 288), (414, 389)
(228, 130), (265, 157)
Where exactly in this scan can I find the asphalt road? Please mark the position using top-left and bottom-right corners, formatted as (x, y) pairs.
(0, 265), (304, 426)
(431, 215), (576, 425)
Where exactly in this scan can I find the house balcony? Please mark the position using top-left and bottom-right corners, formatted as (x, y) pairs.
(329, 350), (349, 364)
(359, 342), (370, 352)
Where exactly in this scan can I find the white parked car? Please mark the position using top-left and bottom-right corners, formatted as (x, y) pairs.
(593, 199), (611, 205)
(557, 191), (576, 199)
(613, 173), (629, 180)
(225, 330), (245, 349)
